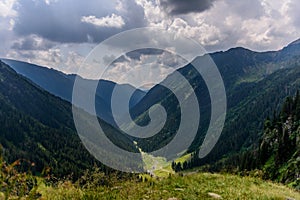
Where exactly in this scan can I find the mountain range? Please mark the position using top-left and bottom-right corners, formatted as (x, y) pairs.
(127, 38), (300, 164)
(1, 38), (300, 175)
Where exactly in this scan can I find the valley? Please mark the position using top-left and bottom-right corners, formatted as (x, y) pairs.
(0, 39), (300, 198)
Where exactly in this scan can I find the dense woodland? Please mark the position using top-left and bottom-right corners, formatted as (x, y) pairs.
(174, 92), (300, 189)
(130, 40), (300, 168)
(0, 61), (137, 180)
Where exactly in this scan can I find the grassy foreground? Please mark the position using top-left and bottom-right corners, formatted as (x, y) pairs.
(39, 173), (300, 200)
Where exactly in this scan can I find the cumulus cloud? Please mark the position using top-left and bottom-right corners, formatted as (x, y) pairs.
(81, 14), (125, 28)
(6, 48), (62, 67)
(13, 0), (146, 43)
(0, 0), (17, 18)
(159, 0), (216, 15)
(168, 18), (224, 47)
(6, 44), (89, 74)
(166, 0), (299, 52)
(102, 49), (186, 88)
(0, 0), (300, 83)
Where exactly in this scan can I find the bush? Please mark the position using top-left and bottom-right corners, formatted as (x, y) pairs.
(0, 145), (40, 199)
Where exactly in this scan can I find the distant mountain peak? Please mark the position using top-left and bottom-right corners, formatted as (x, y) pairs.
(229, 46), (251, 51)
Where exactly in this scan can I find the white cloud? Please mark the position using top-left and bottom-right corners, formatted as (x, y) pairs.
(233, 0), (299, 51)
(8, 19), (15, 30)
(81, 14), (125, 28)
(100, 50), (187, 88)
(167, 18), (224, 47)
(5, 42), (95, 75)
(44, 0), (58, 5)
(0, 0), (17, 18)
(159, 0), (300, 52)
(1, 0), (300, 83)
(6, 48), (62, 68)
(135, 0), (167, 25)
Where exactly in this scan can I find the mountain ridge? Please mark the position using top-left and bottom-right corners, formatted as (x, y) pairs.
(1, 58), (146, 126)
(0, 60), (137, 178)
(127, 37), (300, 165)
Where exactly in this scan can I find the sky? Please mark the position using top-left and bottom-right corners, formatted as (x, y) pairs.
(0, 0), (300, 84)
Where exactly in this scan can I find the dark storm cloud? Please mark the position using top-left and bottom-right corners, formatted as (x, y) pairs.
(126, 49), (164, 60)
(159, 0), (216, 15)
(13, 0), (146, 43)
(108, 49), (164, 64)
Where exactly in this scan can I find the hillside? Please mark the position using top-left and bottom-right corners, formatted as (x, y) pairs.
(173, 92), (300, 189)
(0, 60), (136, 178)
(1, 59), (146, 126)
(210, 92), (300, 189)
(258, 93), (300, 188)
(128, 38), (300, 165)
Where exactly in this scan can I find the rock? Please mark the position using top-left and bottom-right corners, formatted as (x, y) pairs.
(208, 192), (222, 199)
(285, 197), (295, 200)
